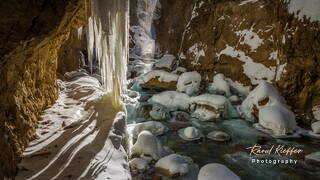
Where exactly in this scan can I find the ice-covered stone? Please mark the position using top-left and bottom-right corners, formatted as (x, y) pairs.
(178, 127), (203, 141)
(177, 71), (201, 95)
(155, 154), (193, 177)
(311, 121), (320, 134)
(209, 73), (231, 97)
(131, 131), (168, 160)
(154, 54), (176, 71)
(129, 158), (149, 171)
(258, 104), (297, 136)
(132, 121), (168, 138)
(207, 131), (231, 142)
(198, 163), (241, 180)
(149, 104), (171, 120)
(172, 67), (187, 75)
(148, 91), (190, 111)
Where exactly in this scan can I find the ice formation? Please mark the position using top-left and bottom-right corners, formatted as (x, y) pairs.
(132, 121), (168, 138)
(155, 154), (193, 177)
(154, 54), (176, 70)
(177, 71), (201, 95)
(148, 91), (190, 111)
(198, 163), (241, 180)
(130, 130), (167, 160)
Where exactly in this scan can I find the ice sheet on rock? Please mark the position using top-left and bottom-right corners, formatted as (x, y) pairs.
(130, 130), (168, 160)
(154, 54), (176, 70)
(142, 70), (179, 83)
(149, 104), (171, 120)
(209, 73), (231, 97)
(240, 81), (287, 121)
(287, 0), (320, 22)
(198, 163), (241, 180)
(311, 121), (320, 134)
(132, 121), (168, 138)
(177, 71), (201, 95)
(258, 104), (297, 136)
(148, 91), (190, 111)
(155, 154), (193, 177)
(129, 158), (149, 171)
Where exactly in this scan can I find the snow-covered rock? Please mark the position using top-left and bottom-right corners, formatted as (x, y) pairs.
(129, 158), (149, 171)
(190, 94), (239, 121)
(258, 104), (297, 136)
(149, 104), (171, 120)
(177, 71), (201, 95)
(155, 154), (193, 177)
(209, 74), (231, 97)
(131, 131), (168, 160)
(154, 54), (176, 70)
(240, 81), (287, 121)
(198, 163), (241, 180)
(178, 127), (203, 141)
(287, 0), (320, 22)
(148, 91), (190, 111)
(311, 121), (320, 134)
(132, 121), (168, 138)
(207, 131), (231, 142)
(142, 70), (179, 83)
(305, 151), (320, 166)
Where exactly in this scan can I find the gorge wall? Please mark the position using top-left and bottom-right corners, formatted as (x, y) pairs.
(156, 0), (320, 126)
(0, 0), (87, 178)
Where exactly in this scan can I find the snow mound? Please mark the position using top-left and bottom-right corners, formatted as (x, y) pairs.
(172, 67), (187, 74)
(132, 121), (168, 138)
(240, 81), (286, 121)
(142, 70), (179, 83)
(258, 104), (297, 135)
(155, 154), (193, 177)
(129, 158), (149, 171)
(287, 0), (320, 22)
(154, 54), (176, 70)
(149, 104), (171, 120)
(148, 91), (190, 111)
(178, 127), (203, 141)
(311, 121), (320, 134)
(131, 130), (167, 160)
(209, 73), (231, 96)
(177, 71), (202, 95)
(198, 163), (241, 180)
(190, 94), (239, 121)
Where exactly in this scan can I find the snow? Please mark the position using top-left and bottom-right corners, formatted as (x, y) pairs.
(154, 54), (176, 70)
(148, 91), (190, 111)
(209, 73), (231, 96)
(269, 50), (279, 60)
(132, 121), (168, 138)
(287, 0), (320, 22)
(198, 163), (241, 180)
(155, 154), (192, 177)
(178, 127), (203, 141)
(258, 104), (297, 135)
(311, 121), (320, 134)
(149, 104), (171, 120)
(188, 43), (206, 66)
(142, 70), (179, 83)
(240, 81), (287, 121)
(216, 45), (276, 85)
(235, 28), (264, 52)
(305, 151), (320, 166)
(177, 71), (201, 95)
(129, 158), (149, 171)
(130, 130), (167, 160)
(239, 0), (259, 6)
(225, 78), (251, 97)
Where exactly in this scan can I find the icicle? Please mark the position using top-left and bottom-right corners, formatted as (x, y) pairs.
(87, 0), (129, 109)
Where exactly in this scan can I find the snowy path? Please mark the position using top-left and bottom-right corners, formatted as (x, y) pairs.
(16, 72), (130, 180)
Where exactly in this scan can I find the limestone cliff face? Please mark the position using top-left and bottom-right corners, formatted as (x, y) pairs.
(157, 0), (320, 125)
(0, 0), (87, 178)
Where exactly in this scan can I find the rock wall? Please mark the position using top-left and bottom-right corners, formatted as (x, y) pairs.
(0, 0), (87, 178)
(156, 0), (320, 125)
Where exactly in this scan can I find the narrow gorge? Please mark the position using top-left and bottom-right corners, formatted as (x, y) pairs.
(0, 0), (320, 180)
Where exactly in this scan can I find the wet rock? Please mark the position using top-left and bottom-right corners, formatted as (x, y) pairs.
(149, 104), (171, 121)
(311, 121), (320, 134)
(207, 131), (231, 142)
(305, 152), (320, 167)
